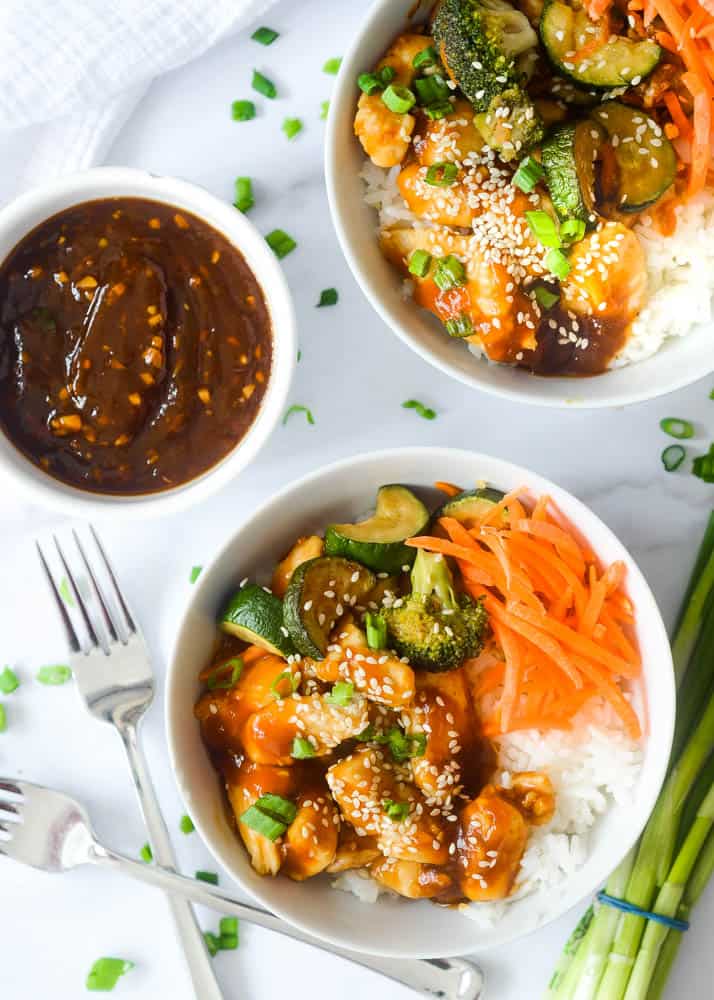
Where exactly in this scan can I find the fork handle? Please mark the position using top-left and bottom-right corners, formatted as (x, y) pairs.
(90, 843), (484, 1000)
(118, 722), (224, 1000)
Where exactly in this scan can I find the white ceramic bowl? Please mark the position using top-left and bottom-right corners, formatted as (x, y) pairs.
(166, 447), (674, 957)
(0, 167), (296, 518)
(325, 0), (714, 408)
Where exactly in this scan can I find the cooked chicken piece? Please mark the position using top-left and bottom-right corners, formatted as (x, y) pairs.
(282, 786), (340, 881)
(501, 771), (555, 826)
(271, 535), (324, 598)
(326, 830), (382, 873)
(561, 222), (647, 325)
(397, 162), (478, 228)
(327, 747), (450, 864)
(226, 760), (303, 876)
(241, 692), (369, 765)
(370, 857), (454, 899)
(354, 33), (431, 167)
(414, 100), (485, 166)
(455, 787), (529, 901)
(303, 623), (415, 708)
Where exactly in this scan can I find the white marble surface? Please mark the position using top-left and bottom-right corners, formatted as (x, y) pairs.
(2, 1), (714, 997)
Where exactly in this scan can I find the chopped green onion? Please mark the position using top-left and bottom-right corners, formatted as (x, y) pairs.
(358, 72), (382, 95)
(513, 155), (545, 194)
(219, 917), (239, 950)
(357, 723), (377, 742)
(59, 576), (75, 607)
(234, 176), (254, 213)
(0, 704), (6, 733)
(271, 669), (298, 698)
(433, 254), (465, 289)
(255, 793), (297, 824)
(365, 612), (387, 650)
(282, 404), (315, 426)
(693, 446), (714, 483)
(252, 70), (277, 98)
(382, 798), (410, 821)
(37, 664), (72, 685)
(325, 681), (355, 706)
(297, 349), (302, 362)
(525, 210), (561, 249)
(710, 387), (714, 400)
(291, 736), (316, 759)
(196, 870), (219, 885)
(189, 565), (202, 584)
(533, 284), (560, 309)
(661, 417), (694, 440)
(545, 248), (570, 280)
(402, 399), (437, 420)
(414, 74), (449, 106)
(251, 26), (279, 45)
(445, 314), (473, 338)
(0, 667), (19, 694)
(383, 726), (426, 762)
(265, 229), (297, 259)
(140, 843), (153, 863)
(86, 958), (134, 992)
(231, 100), (256, 122)
(378, 66), (396, 86)
(662, 445), (686, 472)
(408, 249), (432, 278)
(317, 288), (338, 307)
(204, 932), (220, 957)
(320, 100), (330, 120)
(207, 657), (244, 691)
(413, 45), (439, 69)
(180, 814), (195, 834)
(323, 57), (342, 74)
(282, 117), (303, 140)
(425, 162), (458, 187)
(381, 84), (416, 114)
(424, 101), (452, 120)
(239, 804), (287, 840)
(560, 218), (586, 244)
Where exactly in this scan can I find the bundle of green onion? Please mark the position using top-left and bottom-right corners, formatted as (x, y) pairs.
(546, 512), (714, 1000)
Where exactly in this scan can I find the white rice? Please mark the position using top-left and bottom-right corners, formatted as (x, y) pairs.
(360, 161), (714, 369)
(331, 698), (642, 923)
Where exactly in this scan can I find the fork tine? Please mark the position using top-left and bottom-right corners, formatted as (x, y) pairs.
(36, 542), (81, 654)
(72, 530), (122, 644)
(0, 801), (21, 821)
(0, 780), (23, 798)
(53, 535), (106, 652)
(89, 526), (136, 634)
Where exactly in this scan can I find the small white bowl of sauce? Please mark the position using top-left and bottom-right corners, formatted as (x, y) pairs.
(0, 166), (296, 517)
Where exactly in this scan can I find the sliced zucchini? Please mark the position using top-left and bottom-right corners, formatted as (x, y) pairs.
(540, 0), (660, 88)
(221, 584), (295, 657)
(283, 557), (376, 658)
(325, 485), (430, 573)
(542, 121), (602, 223)
(433, 487), (505, 527)
(590, 103), (676, 212)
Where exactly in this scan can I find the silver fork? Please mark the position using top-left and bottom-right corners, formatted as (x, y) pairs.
(0, 778), (484, 1000)
(37, 527), (224, 1000)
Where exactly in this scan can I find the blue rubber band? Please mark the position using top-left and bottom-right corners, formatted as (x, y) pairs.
(596, 891), (690, 932)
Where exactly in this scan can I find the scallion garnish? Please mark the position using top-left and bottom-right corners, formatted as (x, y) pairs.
(189, 565), (202, 584)
(234, 176), (254, 213)
(266, 229), (297, 259)
(204, 932), (220, 957)
(59, 576), (75, 607)
(231, 100), (256, 122)
(219, 917), (239, 950)
(445, 314), (473, 338)
(252, 70), (277, 98)
(0, 704), (6, 733)
(320, 100), (330, 120)
(86, 958), (134, 992)
(662, 444), (686, 472)
(256, 793), (298, 824)
(402, 399), (437, 420)
(271, 669), (299, 699)
(545, 248), (570, 280)
(0, 667), (19, 694)
(414, 74), (449, 106)
(378, 66), (396, 86)
(693, 446), (714, 483)
(424, 101), (452, 120)
(207, 657), (244, 691)
(36, 664), (72, 685)
(433, 254), (466, 289)
(408, 249), (432, 278)
(365, 612), (387, 650)
(240, 804), (287, 840)
(513, 155), (545, 194)
(196, 870), (219, 885)
(534, 284), (560, 310)
(317, 288), (338, 307)
(413, 45), (439, 69)
(180, 814), (195, 834)
(382, 798), (410, 821)
(282, 404), (315, 426)
(425, 162), (458, 187)
(358, 72), (382, 95)
(323, 57), (342, 74)
(560, 218), (586, 244)
(661, 417), (694, 440)
(325, 681), (355, 706)
(140, 843), (153, 863)
(381, 84), (416, 114)
(291, 736), (317, 759)
(525, 210), (561, 249)
(384, 726), (427, 762)
(282, 117), (303, 140)
(251, 26), (279, 45)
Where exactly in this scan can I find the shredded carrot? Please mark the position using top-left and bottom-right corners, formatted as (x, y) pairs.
(434, 480), (462, 497)
(664, 92), (694, 140)
(684, 70), (712, 194)
(491, 620), (525, 732)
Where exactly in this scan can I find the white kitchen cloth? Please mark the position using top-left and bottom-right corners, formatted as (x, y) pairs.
(0, 0), (275, 196)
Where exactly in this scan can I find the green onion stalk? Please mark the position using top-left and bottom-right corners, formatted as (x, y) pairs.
(545, 905), (594, 996)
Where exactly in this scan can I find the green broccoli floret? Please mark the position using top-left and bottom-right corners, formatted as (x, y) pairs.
(432, 0), (544, 159)
(380, 549), (488, 672)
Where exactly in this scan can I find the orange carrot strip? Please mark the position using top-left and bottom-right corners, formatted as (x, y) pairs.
(552, 585), (575, 621)
(602, 560), (626, 596)
(684, 71), (712, 195)
(434, 480), (462, 497)
(655, 0), (714, 99)
(491, 619), (524, 732)
(485, 597), (583, 689)
(580, 566), (609, 637)
(513, 519), (586, 577)
(472, 661), (506, 697)
(664, 91), (694, 139)
(600, 606), (641, 666)
(479, 487), (527, 528)
(570, 654), (642, 739)
(505, 534), (588, 620)
(531, 495), (550, 522)
(477, 530), (546, 613)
